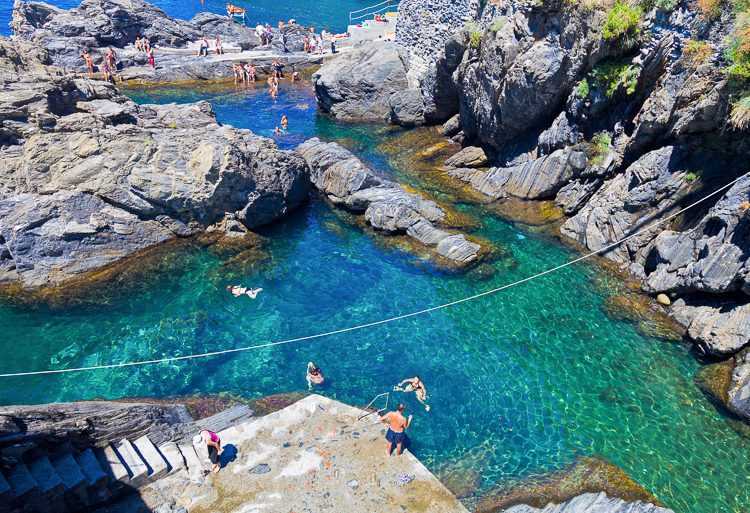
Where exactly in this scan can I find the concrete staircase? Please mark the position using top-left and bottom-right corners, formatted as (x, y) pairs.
(0, 405), (253, 513)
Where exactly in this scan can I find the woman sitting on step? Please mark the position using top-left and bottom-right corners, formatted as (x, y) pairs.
(200, 429), (223, 473)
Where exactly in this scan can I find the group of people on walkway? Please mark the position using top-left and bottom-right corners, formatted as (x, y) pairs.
(134, 35), (156, 68)
(198, 35), (223, 56)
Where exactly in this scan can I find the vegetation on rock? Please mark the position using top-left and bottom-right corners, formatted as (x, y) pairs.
(589, 132), (612, 165)
(730, 95), (750, 128)
(591, 59), (640, 97)
(465, 21), (483, 49)
(602, 0), (642, 46)
(682, 39), (713, 67)
(698, 0), (723, 18)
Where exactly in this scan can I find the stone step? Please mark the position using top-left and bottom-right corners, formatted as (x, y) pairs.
(115, 439), (149, 487)
(6, 462), (37, 498)
(132, 436), (169, 481)
(27, 456), (67, 513)
(28, 456), (64, 494)
(51, 453), (87, 491)
(75, 449), (107, 487)
(95, 446), (129, 485)
(157, 442), (185, 475)
(0, 470), (10, 497)
(197, 405), (254, 434)
(177, 443), (205, 479)
(51, 453), (90, 509)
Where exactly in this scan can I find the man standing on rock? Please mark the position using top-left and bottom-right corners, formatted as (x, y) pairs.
(380, 404), (412, 456)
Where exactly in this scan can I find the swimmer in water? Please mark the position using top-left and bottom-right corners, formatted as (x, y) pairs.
(394, 376), (431, 411)
(226, 285), (263, 299)
(306, 361), (324, 390)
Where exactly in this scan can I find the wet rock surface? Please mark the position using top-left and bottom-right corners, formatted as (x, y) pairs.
(503, 493), (673, 513)
(297, 138), (483, 266)
(312, 42), (417, 124)
(0, 38), (310, 290)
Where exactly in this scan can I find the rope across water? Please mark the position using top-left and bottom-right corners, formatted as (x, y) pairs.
(1, 173), (746, 378)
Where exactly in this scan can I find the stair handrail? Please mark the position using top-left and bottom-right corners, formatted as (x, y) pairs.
(357, 392), (390, 421)
(349, 0), (398, 24)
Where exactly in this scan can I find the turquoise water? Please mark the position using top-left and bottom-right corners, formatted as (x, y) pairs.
(1, 80), (750, 513)
(1, 0), (362, 37)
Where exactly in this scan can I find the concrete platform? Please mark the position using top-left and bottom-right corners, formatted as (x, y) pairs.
(139, 395), (468, 513)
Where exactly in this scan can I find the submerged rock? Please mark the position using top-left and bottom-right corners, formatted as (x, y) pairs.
(503, 492), (673, 513)
(0, 38), (310, 290)
(297, 138), (483, 266)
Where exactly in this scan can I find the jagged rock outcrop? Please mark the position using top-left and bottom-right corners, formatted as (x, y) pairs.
(450, 147), (588, 200)
(0, 38), (310, 289)
(728, 349), (750, 420)
(312, 42), (422, 124)
(297, 138), (482, 265)
(503, 492), (673, 513)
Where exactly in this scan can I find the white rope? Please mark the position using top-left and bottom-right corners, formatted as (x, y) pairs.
(1, 173), (746, 378)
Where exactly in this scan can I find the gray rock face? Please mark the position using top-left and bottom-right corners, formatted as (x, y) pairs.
(449, 147), (587, 200)
(504, 492), (673, 513)
(297, 138), (482, 265)
(395, 0), (480, 122)
(670, 299), (750, 356)
(0, 38), (310, 289)
(560, 147), (687, 264)
(456, 7), (608, 152)
(189, 12), (260, 51)
(642, 176), (750, 296)
(313, 42), (411, 123)
(388, 88), (426, 127)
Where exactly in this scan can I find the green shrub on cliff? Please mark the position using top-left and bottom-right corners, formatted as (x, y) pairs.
(465, 22), (483, 49)
(490, 18), (506, 33)
(726, 13), (750, 80)
(576, 78), (591, 98)
(683, 39), (713, 67)
(602, 1), (642, 45)
(730, 95), (750, 129)
(589, 132), (612, 166)
(591, 60), (640, 97)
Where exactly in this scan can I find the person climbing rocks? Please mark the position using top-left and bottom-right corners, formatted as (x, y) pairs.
(394, 376), (431, 411)
(306, 361), (324, 390)
(200, 429), (223, 473)
(380, 404), (412, 456)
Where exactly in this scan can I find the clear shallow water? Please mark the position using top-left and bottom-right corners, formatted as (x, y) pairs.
(1, 81), (750, 513)
(1, 0), (362, 37)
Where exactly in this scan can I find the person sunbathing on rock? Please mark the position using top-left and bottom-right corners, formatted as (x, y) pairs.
(394, 376), (431, 411)
(227, 285), (263, 299)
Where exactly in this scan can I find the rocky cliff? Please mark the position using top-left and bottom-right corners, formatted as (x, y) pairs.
(0, 38), (310, 290)
(315, 0), (750, 419)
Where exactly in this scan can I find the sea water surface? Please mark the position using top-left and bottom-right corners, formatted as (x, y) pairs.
(1, 79), (749, 513)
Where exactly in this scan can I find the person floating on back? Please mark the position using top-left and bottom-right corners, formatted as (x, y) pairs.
(394, 375), (431, 411)
(380, 404), (412, 456)
(306, 361), (324, 390)
(199, 429), (223, 473)
(227, 285), (262, 299)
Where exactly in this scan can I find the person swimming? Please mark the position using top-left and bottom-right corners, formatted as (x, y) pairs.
(306, 361), (324, 390)
(226, 285), (263, 299)
(394, 376), (431, 411)
(280, 114), (288, 130)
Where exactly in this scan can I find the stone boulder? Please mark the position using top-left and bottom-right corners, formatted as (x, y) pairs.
(388, 88), (426, 128)
(728, 349), (750, 420)
(297, 138), (482, 265)
(312, 42), (411, 123)
(449, 147), (587, 200)
(189, 12), (261, 51)
(669, 299), (750, 356)
(642, 175), (750, 296)
(504, 492), (673, 513)
(444, 146), (488, 168)
(0, 37), (310, 289)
